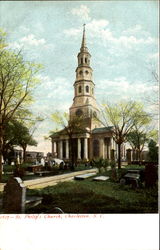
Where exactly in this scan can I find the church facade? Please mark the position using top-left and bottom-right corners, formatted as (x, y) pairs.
(51, 26), (122, 162)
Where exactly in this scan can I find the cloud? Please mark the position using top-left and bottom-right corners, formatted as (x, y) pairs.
(96, 77), (158, 103)
(20, 34), (46, 46)
(9, 34), (53, 50)
(87, 21), (155, 48)
(147, 52), (159, 60)
(33, 75), (73, 115)
(64, 18), (155, 49)
(63, 27), (81, 37)
(71, 5), (91, 21)
(123, 25), (142, 34)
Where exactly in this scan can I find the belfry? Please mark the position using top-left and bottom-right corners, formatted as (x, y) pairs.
(51, 26), (119, 163)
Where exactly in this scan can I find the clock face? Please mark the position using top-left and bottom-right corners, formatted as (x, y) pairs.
(76, 109), (83, 116)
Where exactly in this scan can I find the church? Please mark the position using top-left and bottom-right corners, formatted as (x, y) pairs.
(51, 26), (124, 163)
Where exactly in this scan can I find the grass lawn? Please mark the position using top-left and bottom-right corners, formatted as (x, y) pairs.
(26, 177), (158, 214)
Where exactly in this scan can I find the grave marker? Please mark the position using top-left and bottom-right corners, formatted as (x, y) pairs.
(93, 176), (109, 181)
(3, 177), (26, 213)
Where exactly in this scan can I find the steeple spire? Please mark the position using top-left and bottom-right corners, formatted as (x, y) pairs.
(81, 24), (88, 52)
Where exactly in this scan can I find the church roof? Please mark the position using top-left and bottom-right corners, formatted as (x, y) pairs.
(92, 126), (113, 134)
(50, 129), (65, 138)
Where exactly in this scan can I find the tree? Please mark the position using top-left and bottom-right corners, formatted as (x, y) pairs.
(3, 120), (37, 163)
(126, 113), (152, 161)
(144, 69), (159, 119)
(15, 123), (37, 163)
(97, 101), (150, 169)
(127, 131), (148, 161)
(0, 29), (42, 180)
(51, 111), (88, 167)
(148, 139), (158, 162)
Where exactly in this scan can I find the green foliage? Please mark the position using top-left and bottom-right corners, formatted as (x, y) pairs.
(98, 101), (152, 169)
(0, 29), (42, 123)
(2, 120), (37, 162)
(103, 159), (109, 170)
(5, 120), (37, 148)
(0, 29), (42, 179)
(51, 111), (87, 136)
(110, 160), (116, 169)
(26, 180), (158, 213)
(92, 158), (104, 173)
(148, 139), (158, 162)
(0, 29), (7, 49)
(127, 131), (148, 149)
(148, 129), (158, 143)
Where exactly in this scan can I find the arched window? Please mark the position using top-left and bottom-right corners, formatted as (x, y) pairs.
(78, 85), (82, 93)
(85, 70), (89, 75)
(86, 85), (89, 93)
(85, 58), (87, 63)
(81, 58), (83, 64)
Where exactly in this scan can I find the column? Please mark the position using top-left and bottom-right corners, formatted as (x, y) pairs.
(100, 138), (104, 158)
(59, 140), (63, 159)
(77, 138), (81, 160)
(110, 138), (113, 150)
(84, 138), (88, 160)
(53, 142), (57, 154)
(66, 139), (69, 159)
(108, 140), (111, 160)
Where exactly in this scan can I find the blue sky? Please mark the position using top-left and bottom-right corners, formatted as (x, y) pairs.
(0, 1), (158, 154)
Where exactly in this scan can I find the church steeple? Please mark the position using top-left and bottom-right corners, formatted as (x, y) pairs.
(77, 25), (91, 67)
(69, 25), (99, 129)
(80, 24), (88, 53)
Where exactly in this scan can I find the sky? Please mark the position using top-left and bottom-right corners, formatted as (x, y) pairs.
(0, 1), (159, 155)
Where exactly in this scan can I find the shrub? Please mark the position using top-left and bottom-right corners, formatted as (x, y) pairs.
(103, 159), (109, 171)
(110, 160), (116, 169)
(92, 158), (104, 173)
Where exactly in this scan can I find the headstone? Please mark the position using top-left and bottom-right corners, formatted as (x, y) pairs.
(93, 176), (109, 181)
(3, 177), (26, 213)
(74, 173), (96, 180)
(145, 163), (158, 188)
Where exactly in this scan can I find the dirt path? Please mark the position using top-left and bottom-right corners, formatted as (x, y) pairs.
(0, 168), (98, 191)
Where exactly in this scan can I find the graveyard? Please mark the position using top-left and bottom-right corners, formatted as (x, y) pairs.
(0, 163), (158, 214)
(26, 171), (158, 214)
